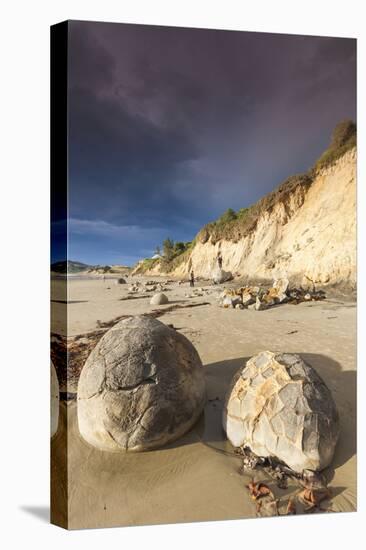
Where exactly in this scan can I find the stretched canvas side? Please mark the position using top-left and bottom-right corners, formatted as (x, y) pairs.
(50, 20), (69, 530)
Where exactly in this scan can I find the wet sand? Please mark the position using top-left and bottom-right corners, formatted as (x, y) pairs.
(51, 276), (357, 528)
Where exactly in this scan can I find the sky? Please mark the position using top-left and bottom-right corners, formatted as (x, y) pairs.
(54, 20), (356, 266)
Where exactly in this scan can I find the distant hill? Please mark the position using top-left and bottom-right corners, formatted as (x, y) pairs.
(51, 260), (132, 275)
(51, 260), (91, 274)
(87, 265), (132, 275)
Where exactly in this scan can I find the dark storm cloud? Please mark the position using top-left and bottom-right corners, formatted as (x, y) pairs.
(65, 21), (356, 265)
(69, 86), (199, 225)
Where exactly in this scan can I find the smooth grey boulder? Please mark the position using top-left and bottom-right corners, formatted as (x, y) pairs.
(223, 351), (339, 472)
(211, 267), (233, 285)
(51, 361), (59, 438)
(77, 316), (206, 451)
(150, 292), (169, 305)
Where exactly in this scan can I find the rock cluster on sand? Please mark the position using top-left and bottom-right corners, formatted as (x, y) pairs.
(77, 316), (206, 451)
(223, 351), (339, 472)
(144, 281), (169, 292)
(219, 277), (326, 310)
(150, 292), (169, 305)
(127, 280), (170, 294)
(51, 361), (59, 438)
(128, 282), (142, 293)
(211, 267), (233, 284)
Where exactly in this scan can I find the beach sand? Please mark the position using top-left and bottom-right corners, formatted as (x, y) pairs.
(51, 276), (357, 529)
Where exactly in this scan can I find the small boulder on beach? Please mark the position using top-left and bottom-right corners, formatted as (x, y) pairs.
(223, 351), (339, 472)
(77, 316), (206, 451)
(150, 292), (169, 305)
(211, 267), (233, 285)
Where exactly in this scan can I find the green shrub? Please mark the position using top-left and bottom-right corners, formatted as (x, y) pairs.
(314, 120), (356, 171)
(217, 208), (237, 224)
(173, 241), (186, 254)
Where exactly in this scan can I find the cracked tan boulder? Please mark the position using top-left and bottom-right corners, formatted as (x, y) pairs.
(77, 316), (206, 451)
(223, 351), (339, 472)
(51, 361), (59, 438)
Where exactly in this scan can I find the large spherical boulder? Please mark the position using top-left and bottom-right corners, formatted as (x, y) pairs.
(51, 361), (60, 438)
(223, 351), (339, 472)
(116, 277), (127, 284)
(77, 316), (206, 451)
(150, 292), (169, 305)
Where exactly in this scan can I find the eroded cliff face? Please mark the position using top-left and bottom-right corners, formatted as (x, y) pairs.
(140, 148), (356, 288)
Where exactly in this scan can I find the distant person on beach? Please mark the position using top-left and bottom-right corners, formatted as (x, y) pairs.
(217, 252), (223, 269)
(190, 269), (195, 287)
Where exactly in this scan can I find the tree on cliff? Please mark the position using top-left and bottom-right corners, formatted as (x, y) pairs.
(331, 120), (356, 149)
(163, 238), (175, 260)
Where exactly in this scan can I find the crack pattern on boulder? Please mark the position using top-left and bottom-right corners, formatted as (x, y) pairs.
(223, 351), (339, 472)
(77, 316), (206, 451)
